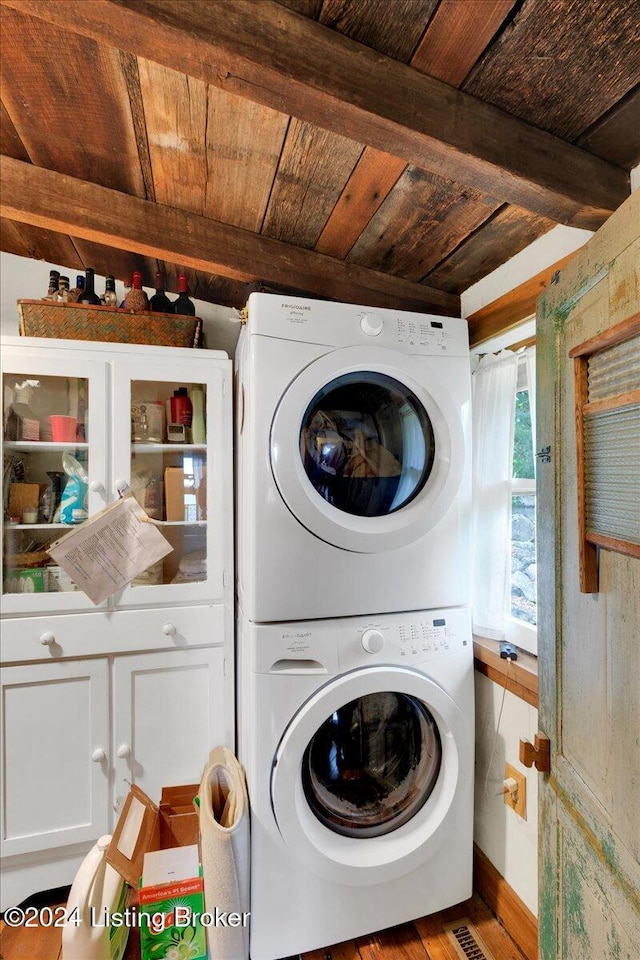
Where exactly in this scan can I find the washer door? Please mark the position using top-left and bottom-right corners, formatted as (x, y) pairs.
(271, 666), (469, 885)
(270, 346), (466, 552)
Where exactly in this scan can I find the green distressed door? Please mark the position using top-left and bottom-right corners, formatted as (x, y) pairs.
(536, 189), (640, 959)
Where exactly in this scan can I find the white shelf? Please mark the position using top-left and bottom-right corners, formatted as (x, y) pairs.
(131, 443), (206, 453)
(150, 520), (207, 527)
(4, 441), (89, 452)
(3, 523), (67, 531)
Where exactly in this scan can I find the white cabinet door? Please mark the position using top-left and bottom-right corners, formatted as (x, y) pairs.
(111, 355), (232, 607)
(112, 647), (229, 813)
(2, 346), (108, 614)
(0, 659), (109, 857)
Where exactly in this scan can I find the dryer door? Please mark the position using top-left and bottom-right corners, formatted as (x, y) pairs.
(270, 346), (467, 552)
(270, 665), (472, 885)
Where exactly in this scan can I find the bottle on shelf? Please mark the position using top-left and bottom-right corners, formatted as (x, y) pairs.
(55, 276), (70, 302)
(170, 387), (192, 428)
(5, 379), (41, 441)
(173, 274), (195, 316)
(103, 276), (118, 307)
(189, 385), (206, 444)
(149, 271), (174, 313)
(44, 270), (60, 300)
(67, 274), (85, 303)
(123, 271), (150, 312)
(119, 278), (132, 308)
(78, 267), (102, 306)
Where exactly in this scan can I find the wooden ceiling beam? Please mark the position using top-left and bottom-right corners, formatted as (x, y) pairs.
(0, 156), (459, 315)
(0, 0), (629, 231)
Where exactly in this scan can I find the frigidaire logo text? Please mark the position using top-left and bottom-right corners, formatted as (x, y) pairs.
(282, 632), (312, 640)
(281, 303), (311, 310)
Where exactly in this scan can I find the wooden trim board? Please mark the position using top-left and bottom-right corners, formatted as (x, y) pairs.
(473, 843), (538, 960)
(468, 252), (577, 347)
(473, 637), (539, 707)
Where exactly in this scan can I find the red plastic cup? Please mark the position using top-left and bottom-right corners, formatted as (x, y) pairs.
(50, 416), (77, 442)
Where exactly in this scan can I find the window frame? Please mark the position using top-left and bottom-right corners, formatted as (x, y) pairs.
(473, 319), (538, 657)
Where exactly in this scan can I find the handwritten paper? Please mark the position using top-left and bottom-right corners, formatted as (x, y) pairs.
(48, 496), (173, 604)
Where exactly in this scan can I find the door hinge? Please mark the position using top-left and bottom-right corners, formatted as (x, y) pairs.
(535, 445), (552, 463)
(520, 733), (551, 773)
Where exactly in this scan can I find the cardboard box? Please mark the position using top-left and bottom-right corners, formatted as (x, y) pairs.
(164, 466), (186, 521)
(8, 482), (41, 519)
(159, 784), (199, 848)
(106, 785), (206, 960)
(4, 568), (47, 594)
(139, 846), (206, 960)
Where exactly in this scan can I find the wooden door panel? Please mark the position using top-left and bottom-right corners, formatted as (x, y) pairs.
(537, 189), (640, 960)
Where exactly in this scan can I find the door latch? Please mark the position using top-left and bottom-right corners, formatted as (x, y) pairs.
(520, 733), (551, 773)
(535, 445), (552, 463)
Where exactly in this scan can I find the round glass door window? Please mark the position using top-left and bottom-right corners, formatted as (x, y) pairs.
(301, 691), (442, 838)
(299, 372), (435, 517)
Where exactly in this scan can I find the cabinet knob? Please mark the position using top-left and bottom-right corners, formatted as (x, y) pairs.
(91, 748), (106, 763)
(40, 632), (56, 646)
(114, 479), (130, 497)
(162, 622), (177, 637)
(89, 480), (106, 494)
(117, 744), (131, 759)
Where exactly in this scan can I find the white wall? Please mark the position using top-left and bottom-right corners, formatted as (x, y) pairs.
(474, 673), (539, 914)
(461, 224), (593, 319)
(0, 253), (241, 358)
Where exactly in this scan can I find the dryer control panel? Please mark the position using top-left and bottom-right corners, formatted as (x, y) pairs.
(247, 292), (469, 357)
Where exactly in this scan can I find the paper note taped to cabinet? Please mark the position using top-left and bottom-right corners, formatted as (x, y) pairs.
(48, 496), (173, 605)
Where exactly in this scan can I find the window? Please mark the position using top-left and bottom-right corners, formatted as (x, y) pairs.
(471, 328), (537, 656)
(507, 353), (537, 653)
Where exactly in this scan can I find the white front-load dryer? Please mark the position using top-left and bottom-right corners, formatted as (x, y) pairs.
(237, 606), (474, 959)
(235, 293), (471, 622)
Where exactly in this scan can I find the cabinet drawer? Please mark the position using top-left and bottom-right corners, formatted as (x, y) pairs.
(0, 604), (227, 663)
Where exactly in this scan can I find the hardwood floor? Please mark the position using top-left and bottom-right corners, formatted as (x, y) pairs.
(0, 892), (527, 960)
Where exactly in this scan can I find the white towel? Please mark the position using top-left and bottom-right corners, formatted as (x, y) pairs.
(198, 746), (250, 960)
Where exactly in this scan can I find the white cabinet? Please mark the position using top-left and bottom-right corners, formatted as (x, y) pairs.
(1, 337), (233, 613)
(0, 659), (110, 858)
(113, 647), (227, 813)
(0, 335), (233, 910)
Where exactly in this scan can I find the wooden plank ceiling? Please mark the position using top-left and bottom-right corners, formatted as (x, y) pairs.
(0, 0), (639, 315)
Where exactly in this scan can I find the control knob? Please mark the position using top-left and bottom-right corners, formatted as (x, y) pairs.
(360, 312), (383, 337)
(361, 629), (384, 654)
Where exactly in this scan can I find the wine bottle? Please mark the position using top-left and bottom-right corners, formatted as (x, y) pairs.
(44, 270), (60, 300)
(55, 276), (70, 302)
(123, 271), (150, 311)
(119, 278), (132, 308)
(149, 271), (174, 313)
(103, 275), (118, 307)
(173, 274), (195, 316)
(78, 267), (102, 305)
(67, 274), (85, 303)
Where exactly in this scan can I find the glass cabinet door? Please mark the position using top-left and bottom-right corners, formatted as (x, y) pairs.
(112, 358), (230, 606)
(2, 353), (107, 613)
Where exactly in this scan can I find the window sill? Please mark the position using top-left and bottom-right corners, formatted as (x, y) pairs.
(472, 635), (538, 708)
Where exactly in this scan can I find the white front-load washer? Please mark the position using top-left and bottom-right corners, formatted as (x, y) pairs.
(237, 605), (474, 959)
(235, 293), (471, 622)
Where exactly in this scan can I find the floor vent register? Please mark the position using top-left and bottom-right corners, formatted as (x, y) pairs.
(444, 919), (496, 960)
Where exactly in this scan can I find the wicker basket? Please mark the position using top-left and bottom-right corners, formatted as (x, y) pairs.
(17, 300), (203, 348)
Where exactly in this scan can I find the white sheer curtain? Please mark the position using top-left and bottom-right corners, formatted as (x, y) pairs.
(525, 345), (537, 453)
(471, 350), (519, 640)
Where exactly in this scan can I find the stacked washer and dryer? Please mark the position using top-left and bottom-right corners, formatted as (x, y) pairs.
(235, 293), (474, 959)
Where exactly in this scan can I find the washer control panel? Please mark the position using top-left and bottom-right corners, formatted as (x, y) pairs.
(340, 607), (471, 672)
